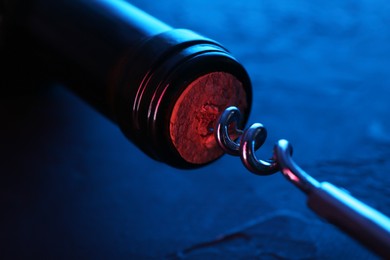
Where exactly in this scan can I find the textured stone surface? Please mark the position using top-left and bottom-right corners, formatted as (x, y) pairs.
(1, 0), (390, 259)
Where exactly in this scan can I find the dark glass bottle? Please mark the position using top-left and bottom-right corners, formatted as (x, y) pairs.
(1, 0), (252, 168)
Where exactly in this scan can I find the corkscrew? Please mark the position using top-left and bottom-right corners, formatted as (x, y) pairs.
(215, 106), (390, 258)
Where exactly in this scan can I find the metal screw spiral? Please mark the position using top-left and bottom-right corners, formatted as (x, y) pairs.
(214, 106), (279, 175)
(215, 106), (320, 193)
(214, 106), (324, 193)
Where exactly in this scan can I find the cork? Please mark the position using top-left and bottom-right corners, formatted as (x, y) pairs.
(170, 72), (248, 164)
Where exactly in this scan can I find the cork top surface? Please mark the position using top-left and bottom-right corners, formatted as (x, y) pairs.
(169, 72), (248, 164)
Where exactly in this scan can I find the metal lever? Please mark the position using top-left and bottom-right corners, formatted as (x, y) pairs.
(276, 139), (390, 258)
(216, 106), (390, 258)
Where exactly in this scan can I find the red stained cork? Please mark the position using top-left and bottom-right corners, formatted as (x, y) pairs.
(170, 72), (248, 164)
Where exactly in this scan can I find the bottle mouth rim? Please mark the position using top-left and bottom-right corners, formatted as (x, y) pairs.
(146, 51), (252, 168)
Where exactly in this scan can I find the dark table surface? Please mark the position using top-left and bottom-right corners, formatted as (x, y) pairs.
(1, 0), (390, 259)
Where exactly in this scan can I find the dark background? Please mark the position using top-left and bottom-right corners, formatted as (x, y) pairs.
(1, 0), (390, 258)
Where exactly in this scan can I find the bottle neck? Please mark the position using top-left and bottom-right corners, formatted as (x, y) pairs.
(113, 29), (252, 168)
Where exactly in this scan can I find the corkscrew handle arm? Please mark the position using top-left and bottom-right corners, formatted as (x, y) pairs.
(275, 139), (390, 258)
(308, 182), (390, 258)
(216, 107), (390, 257)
